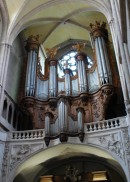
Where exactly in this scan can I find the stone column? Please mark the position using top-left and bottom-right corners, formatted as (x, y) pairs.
(75, 52), (87, 93)
(90, 21), (112, 85)
(109, 19), (129, 105)
(25, 35), (40, 96)
(49, 60), (57, 97)
(110, 0), (130, 101)
(0, 43), (11, 115)
(64, 68), (72, 96)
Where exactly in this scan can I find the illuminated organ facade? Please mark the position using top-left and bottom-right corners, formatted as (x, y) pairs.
(22, 22), (117, 144)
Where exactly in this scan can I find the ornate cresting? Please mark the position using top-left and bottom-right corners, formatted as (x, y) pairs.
(25, 35), (40, 96)
(90, 21), (112, 85)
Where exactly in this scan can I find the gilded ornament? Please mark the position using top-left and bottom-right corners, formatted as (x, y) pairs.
(45, 47), (58, 59)
(72, 43), (86, 53)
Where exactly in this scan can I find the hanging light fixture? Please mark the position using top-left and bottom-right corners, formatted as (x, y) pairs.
(64, 165), (81, 182)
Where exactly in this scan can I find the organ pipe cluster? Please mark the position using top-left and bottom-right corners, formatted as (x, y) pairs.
(90, 21), (112, 85)
(25, 35), (39, 96)
(24, 22), (114, 144)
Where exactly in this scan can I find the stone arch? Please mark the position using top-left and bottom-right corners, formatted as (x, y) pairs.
(0, 0), (9, 42)
(7, 0), (112, 45)
(8, 143), (128, 182)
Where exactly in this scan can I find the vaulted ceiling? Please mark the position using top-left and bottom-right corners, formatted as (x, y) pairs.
(4, 0), (112, 49)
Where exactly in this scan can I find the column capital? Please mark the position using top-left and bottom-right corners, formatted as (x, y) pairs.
(89, 21), (108, 41)
(25, 35), (40, 52)
(0, 42), (12, 47)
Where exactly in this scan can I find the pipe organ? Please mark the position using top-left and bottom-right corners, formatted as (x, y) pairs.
(21, 22), (115, 145)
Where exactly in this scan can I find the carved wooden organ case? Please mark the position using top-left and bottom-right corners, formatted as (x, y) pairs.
(21, 22), (115, 144)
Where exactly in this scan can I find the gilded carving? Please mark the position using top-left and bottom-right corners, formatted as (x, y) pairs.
(72, 43), (86, 53)
(26, 35), (41, 51)
(46, 47), (58, 59)
(89, 21), (108, 40)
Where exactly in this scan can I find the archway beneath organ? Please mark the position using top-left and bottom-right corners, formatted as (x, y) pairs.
(12, 144), (127, 182)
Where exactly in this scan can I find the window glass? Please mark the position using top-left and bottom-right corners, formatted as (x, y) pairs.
(39, 47), (45, 75)
(58, 51), (93, 78)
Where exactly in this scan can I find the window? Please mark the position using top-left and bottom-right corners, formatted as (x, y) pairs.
(38, 46), (46, 75)
(58, 51), (93, 78)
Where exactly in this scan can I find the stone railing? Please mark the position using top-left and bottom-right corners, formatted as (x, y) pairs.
(8, 116), (127, 141)
(9, 129), (45, 140)
(85, 116), (127, 132)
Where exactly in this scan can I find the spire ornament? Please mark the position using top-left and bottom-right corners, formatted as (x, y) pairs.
(25, 34), (41, 52)
(89, 21), (108, 41)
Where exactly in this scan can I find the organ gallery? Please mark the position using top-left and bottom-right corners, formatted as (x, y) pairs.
(20, 21), (124, 145)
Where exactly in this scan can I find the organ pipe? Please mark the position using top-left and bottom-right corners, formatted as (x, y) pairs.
(64, 68), (71, 95)
(90, 21), (112, 85)
(76, 53), (88, 93)
(77, 107), (84, 132)
(25, 35), (40, 96)
(45, 112), (53, 136)
(58, 98), (68, 133)
(49, 60), (57, 97)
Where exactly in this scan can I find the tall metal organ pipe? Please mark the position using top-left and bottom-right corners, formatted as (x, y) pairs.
(77, 107), (84, 133)
(76, 53), (88, 93)
(49, 60), (57, 97)
(45, 112), (53, 136)
(58, 98), (68, 133)
(64, 68), (71, 96)
(25, 36), (39, 96)
(90, 22), (112, 85)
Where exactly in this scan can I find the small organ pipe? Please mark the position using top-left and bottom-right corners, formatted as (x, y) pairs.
(77, 107), (84, 132)
(58, 98), (68, 133)
(101, 37), (112, 83)
(65, 69), (71, 95)
(95, 39), (104, 84)
(76, 53), (87, 93)
(98, 37), (108, 83)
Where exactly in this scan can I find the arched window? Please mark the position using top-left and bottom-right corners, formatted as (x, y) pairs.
(13, 109), (17, 128)
(58, 51), (93, 78)
(8, 105), (12, 123)
(2, 99), (7, 119)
